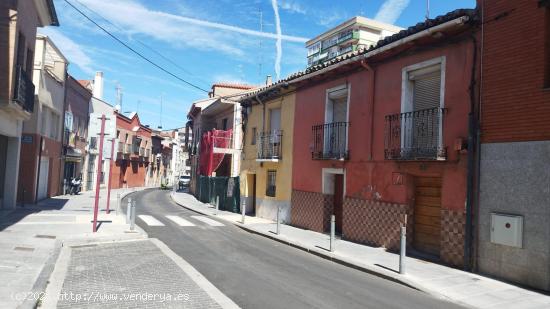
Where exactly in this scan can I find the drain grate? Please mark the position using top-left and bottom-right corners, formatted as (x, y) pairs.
(35, 234), (56, 239)
(14, 246), (35, 252)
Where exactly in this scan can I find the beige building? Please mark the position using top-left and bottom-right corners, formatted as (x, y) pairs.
(0, 0), (58, 209)
(306, 16), (402, 67)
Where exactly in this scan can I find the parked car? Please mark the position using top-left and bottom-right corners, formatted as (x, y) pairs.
(178, 175), (191, 189)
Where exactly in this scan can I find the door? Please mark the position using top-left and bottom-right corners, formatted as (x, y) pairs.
(250, 174), (256, 215)
(0, 135), (7, 208)
(413, 177), (442, 257)
(333, 174), (344, 234)
(37, 157), (50, 201)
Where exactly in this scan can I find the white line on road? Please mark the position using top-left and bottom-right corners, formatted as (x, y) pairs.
(165, 215), (196, 227)
(138, 215), (165, 226)
(191, 216), (225, 227)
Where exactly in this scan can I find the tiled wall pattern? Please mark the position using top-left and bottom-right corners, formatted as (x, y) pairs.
(290, 190), (333, 233)
(342, 197), (411, 251)
(440, 209), (465, 267)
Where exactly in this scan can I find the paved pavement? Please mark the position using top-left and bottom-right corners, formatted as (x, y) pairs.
(41, 239), (238, 309)
(129, 188), (465, 309)
(170, 190), (550, 309)
(0, 187), (148, 309)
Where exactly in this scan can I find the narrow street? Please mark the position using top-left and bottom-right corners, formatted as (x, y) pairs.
(125, 189), (463, 309)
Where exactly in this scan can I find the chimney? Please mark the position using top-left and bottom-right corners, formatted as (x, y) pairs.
(266, 75), (272, 86)
(93, 71), (104, 100)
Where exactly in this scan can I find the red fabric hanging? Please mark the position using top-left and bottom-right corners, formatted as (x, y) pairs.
(199, 129), (232, 176)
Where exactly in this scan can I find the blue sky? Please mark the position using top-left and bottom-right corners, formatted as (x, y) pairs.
(41, 0), (475, 130)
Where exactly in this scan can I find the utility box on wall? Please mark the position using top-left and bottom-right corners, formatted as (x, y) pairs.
(490, 213), (523, 248)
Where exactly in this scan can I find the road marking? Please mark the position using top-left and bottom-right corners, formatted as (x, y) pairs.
(191, 216), (225, 227)
(138, 215), (165, 226)
(165, 215), (196, 227)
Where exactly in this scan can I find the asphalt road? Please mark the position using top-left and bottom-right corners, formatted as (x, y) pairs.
(125, 188), (464, 309)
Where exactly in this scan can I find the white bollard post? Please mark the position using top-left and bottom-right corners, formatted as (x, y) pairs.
(126, 197), (132, 224)
(399, 215), (407, 274)
(276, 206), (281, 235)
(130, 202), (136, 231)
(330, 215), (335, 252)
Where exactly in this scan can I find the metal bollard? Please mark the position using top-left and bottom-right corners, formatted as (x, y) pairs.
(399, 224), (406, 274)
(116, 193), (121, 215)
(126, 198), (132, 224)
(241, 199), (246, 224)
(215, 196), (219, 215)
(130, 202), (136, 231)
(276, 206), (281, 235)
(330, 215), (335, 252)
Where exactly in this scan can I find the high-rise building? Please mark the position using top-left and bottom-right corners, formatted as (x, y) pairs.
(306, 16), (402, 67)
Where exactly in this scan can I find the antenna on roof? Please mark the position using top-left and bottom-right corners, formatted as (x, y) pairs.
(115, 83), (123, 109)
(425, 0), (430, 20)
(258, 6), (263, 80)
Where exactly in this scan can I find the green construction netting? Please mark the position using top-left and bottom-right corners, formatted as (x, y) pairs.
(197, 176), (240, 213)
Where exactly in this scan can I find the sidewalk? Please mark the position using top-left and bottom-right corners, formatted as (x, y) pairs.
(41, 239), (238, 309)
(171, 191), (550, 309)
(0, 187), (149, 309)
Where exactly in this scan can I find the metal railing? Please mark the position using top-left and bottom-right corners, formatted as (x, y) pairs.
(312, 122), (349, 160)
(139, 147), (145, 156)
(13, 66), (35, 112)
(384, 107), (446, 160)
(124, 143), (132, 154)
(257, 130), (283, 160)
(89, 137), (97, 150)
(117, 141), (123, 153)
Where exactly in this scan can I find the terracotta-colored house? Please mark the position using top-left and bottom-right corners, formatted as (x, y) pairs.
(112, 112), (152, 189)
(289, 9), (478, 268)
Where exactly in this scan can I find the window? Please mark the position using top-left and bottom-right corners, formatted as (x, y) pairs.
(251, 127), (257, 145)
(222, 118), (228, 130)
(50, 112), (59, 139)
(41, 107), (49, 136)
(266, 170), (276, 197)
(545, 7), (550, 88)
(16, 33), (25, 68)
(307, 42), (321, 56)
(25, 48), (34, 78)
(400, 57), (445, 159)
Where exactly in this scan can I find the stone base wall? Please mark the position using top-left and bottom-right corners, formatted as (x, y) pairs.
(441, 209), (465, 267)
(290, 190), (333, 233)
(342, 197), (411, 251)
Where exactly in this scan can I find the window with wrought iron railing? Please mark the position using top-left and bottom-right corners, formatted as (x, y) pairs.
(257, 130), (282, 160)
(312, 122), (349, 160)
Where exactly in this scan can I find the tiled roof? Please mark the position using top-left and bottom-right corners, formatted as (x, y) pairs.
(212, 83), (256, 90)
(240, 9), (477, 103)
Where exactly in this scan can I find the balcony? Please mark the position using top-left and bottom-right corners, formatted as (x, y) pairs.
(257, 130), (283, 161)
(139, 147), (145, 156)
(384, 107), (446, 161)
(312, 122), (349, 160)
(124, 143), (132, 154)
(145, 149), (151, 161)
(117, 141), (123, 153)
(13, 66), (35, 113)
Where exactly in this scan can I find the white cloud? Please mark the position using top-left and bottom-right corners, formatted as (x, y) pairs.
(374, 0), (411, 24)
(38, 28), (95, 75)
(279, 0), (307, 14)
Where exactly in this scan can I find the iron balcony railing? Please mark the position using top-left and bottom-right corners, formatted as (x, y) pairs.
(13, 66), (35, 112)
(257, 130), (283, 160)
(139, 147), (145, 156)
(117, 141), (123, 153)
(312, 122), (349, 160)
(384, 107), (447, 160)
(124, 143), (132, 154)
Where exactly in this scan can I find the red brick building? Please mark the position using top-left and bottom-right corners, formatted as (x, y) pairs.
(112, 112), (152, 189)
(476, 0), (550, 291)
(287, 9), (478, 267)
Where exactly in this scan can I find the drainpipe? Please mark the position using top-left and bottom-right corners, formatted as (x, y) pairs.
(35, 136), (44, 203)
(465, 34), (479, 272)
(360, 60), (376, 161)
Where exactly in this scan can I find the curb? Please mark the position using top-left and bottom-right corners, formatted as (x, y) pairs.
(168, 192), (440, 298)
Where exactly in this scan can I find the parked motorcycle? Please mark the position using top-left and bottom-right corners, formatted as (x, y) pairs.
(69, 177), (82, 195)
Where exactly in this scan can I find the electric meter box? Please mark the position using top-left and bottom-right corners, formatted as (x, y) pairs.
(490, 213), (523, 248)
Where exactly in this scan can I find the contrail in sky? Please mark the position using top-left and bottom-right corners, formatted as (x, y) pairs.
(271, 0), (282, 81)
(374, 0), (411, 24)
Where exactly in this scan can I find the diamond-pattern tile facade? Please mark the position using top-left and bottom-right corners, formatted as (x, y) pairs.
(441, 209), (465, 267)
(342, 197), (411, 251)
(290, 190), (333, 233)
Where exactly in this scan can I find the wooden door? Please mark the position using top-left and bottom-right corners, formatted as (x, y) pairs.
(413, 177), (442, 256)
(333, 174), (344, 234)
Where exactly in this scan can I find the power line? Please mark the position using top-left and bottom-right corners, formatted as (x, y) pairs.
(63, 0), (210, 94)
(71, 0), (211, 88)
